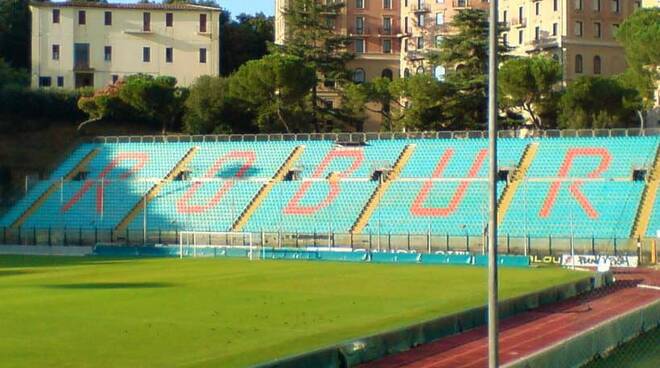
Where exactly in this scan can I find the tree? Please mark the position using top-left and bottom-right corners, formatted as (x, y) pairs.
(615, 8), (659, 109)
(499, 55), (562, 129)
(0, 58), (29, 88)
(228, 54), (316, 133)
(426, 9), (508, 129)
(0, 0), (30, 70)
(559, 76), (642, 129)
(118, 74), (188, 134)
(220, 11), (275, 75)
(389, 74), (456, 131)
(183, 75), (255, 134)
(341, 77), (406, 131)
(276, 0), (354, 131)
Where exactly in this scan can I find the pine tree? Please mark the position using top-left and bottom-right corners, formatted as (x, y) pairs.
(426, 9), (508, 129)
(275, 0), (354, 132)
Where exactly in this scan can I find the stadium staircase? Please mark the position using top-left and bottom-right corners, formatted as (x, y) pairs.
(497, 142), (539, 224)
(114, 146), (199, 232)
(10, 147), (100, 228)
(351, 144), (416, 234)
(631, 146), (660, 239)
(232, 146), (305, 232)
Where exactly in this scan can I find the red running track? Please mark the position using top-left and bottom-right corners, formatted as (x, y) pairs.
(360, 270), (660, 368)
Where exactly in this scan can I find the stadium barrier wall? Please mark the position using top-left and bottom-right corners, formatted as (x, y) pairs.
(0, 245), (92, 256)
(91, 245), (531, 267)
(3, 227), (656, 264)
(503, 299), (660, 368)
(252, 273), (613, 368)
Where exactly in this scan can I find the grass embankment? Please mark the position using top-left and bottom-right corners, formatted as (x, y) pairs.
(0, 256), (585, 367)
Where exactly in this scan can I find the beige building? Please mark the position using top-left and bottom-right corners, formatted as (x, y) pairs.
(499, 0), (642, 81)
(30, 2), (221, 89)
(400, 0), (489, 79)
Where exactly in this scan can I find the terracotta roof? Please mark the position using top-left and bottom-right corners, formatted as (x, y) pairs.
(30, 1), (221, 12)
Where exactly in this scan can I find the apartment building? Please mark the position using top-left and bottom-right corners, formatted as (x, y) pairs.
(275, 0), (402, 130)
(30, 2), (220, 89)
(400, 0), (489, 79)
(500, 0), (642, 81)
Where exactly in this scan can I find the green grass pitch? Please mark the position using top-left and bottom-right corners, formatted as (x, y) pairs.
(0, 255), (585, 367)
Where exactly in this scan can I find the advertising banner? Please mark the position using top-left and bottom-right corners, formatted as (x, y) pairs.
(561, 254), (638, 268)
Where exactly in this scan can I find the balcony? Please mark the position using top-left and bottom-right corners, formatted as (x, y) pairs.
(526, 37), (559, 50)
(349, 27), (371, 37)
(405, 51), (426, 61)
(379, 27), (402, 37)
(453, 0), (471, 8)
(124, 28), (153, 35)
(411, 4), (431, 13)
(510, 17), (527, 28)
(73, 63), (94, 72)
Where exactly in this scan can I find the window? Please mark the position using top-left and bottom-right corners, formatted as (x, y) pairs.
(593, 0), (601, 11)
(383, 0), (392, 9)
(416, 66), (424, 75)
(404, 68), (411, 78)
(199, 48), (207, 63)
(575, 21), (583, 37)
(417, 13), (424, 27)
(503, 10), (507, 24)
(434, 65), (445, 81)
(612, 0), (620, 13)
(200, 14), (207, 33)
(612, 23), (619, 36)
(356, 0), (365, 9)
(575, 0), (583, 10)
(143, 12), (151, 32)
(78, 10), (86, 25)
(552, 23), (558, 36)
(535, 2), (540, 15)
(382, 69), (393, 80)
(166, 13), (173, 27)
(39, 77), (52, 87)
(112, 75), (119, 84)
(593, 56), (602, 74)
(383, 39), (392, 53)
(575, 54), (583, 73)
(518, 29), (523, 44)
(104, 46), (112, 62)
(435, 35), (443, 48)
(554, 0), (558, 11)
(416, 36), (424, 49)
(353, 68), (366, 83)
(634, 0), (642, 9)
(383, 17), (392, 34)
(52, 9), (60, 24)
(165, 47), (173, 63)
(436, 12), (444, 25)
(502, 33), (508, 46)
(143, 47), (150, 62)
(57, 76), (64, 87)
(404, 16), (409, 33)
(594, 22), (601, 38)
(52, 45), (60, 61)
(518, 6), (523, 22)
(355, 39), (365, 53)
(535, 26), (540, 41)
(105, 11), (112, 26)
(356, 16), (365, 34)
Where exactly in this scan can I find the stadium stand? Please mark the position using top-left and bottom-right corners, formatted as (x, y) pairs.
(1, 134), (658, 242)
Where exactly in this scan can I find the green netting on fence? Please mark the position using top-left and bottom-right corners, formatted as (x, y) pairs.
(505, 300), (660, 368)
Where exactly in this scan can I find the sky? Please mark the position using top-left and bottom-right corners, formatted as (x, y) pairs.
(109, 1), (275, 16)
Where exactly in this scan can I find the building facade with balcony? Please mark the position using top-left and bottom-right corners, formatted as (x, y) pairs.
(400, 0), (490, 79)
(30, 2), (220, 89)
(500, 0), (641, 81)
(275, 0), (402, 130)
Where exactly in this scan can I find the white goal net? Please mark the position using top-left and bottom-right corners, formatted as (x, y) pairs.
(178, 232), (260, 260)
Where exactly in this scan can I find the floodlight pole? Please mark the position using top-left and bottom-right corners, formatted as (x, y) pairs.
(487, 0), (500, 367)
